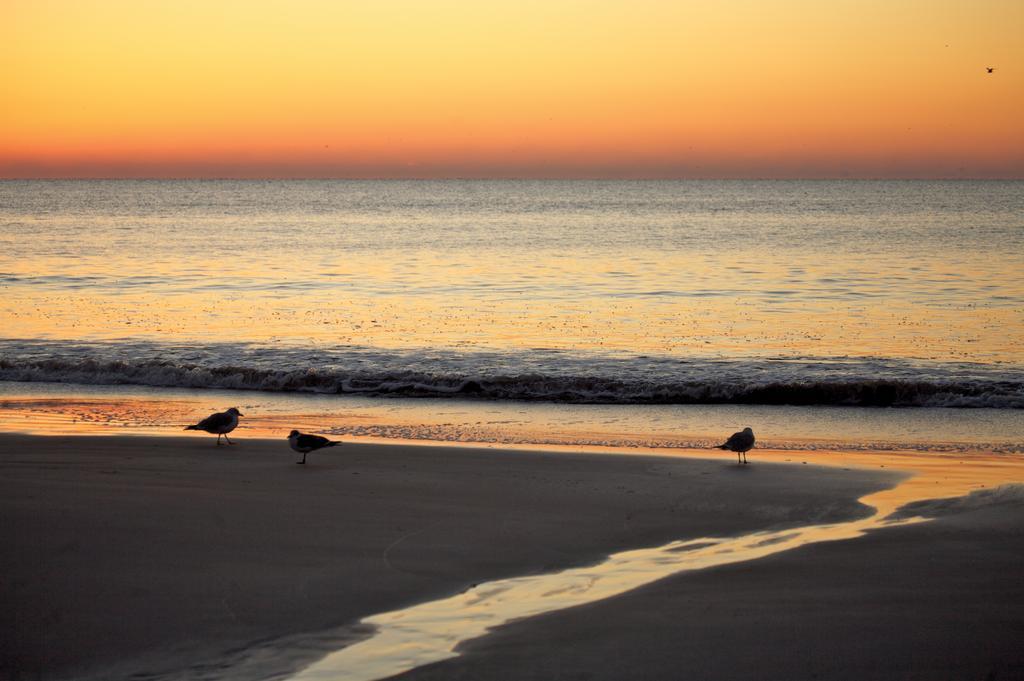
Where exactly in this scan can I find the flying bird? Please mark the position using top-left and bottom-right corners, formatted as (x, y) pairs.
(184, 407), (243, 445)
(288, 430), (342, 464)
(716, 427), (755, 464)
(986, 67), (995, 73)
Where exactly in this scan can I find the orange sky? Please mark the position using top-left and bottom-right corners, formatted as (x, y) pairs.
(2, 0), (1022, 178)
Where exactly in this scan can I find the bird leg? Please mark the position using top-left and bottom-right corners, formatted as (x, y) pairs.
(216, 433), (223, 446)
(296, 452), (307, 465)
(224, 434), (235, 445)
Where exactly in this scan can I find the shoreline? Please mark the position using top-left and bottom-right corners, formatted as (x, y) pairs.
(2, 434), (1022, 680)
(2, 382), (1023, 456)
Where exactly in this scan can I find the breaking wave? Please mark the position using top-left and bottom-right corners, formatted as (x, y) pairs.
(1, 339), (1021, 408)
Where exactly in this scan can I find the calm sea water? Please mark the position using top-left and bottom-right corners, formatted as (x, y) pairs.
(1, 180), (1022, 446)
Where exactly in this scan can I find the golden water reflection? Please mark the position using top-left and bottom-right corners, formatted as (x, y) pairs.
(3, 251), (1022, 362)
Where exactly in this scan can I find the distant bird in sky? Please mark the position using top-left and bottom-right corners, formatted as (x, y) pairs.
(184, 407), (243, 445)
(716, 427), (755, 464)
(986, 67), (995, 73)
(288, 430), (341, 464)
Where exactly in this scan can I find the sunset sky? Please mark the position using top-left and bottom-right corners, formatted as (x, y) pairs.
(2, 0), (1022, 178)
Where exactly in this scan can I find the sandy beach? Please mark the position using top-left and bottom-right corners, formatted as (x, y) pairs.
(397, 485), (1024, 681)
(0, 432), (1019, 675)
(1, 434), (888, 679)
(1, 434), (1022, 680)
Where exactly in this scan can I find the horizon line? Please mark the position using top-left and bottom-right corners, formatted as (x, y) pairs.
(3, 176), (1023, 182)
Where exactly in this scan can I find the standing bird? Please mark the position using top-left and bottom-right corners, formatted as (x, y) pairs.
(288, 430), (341, 464)
(716, 427), (755, 464)
(184, 407), (243, 445)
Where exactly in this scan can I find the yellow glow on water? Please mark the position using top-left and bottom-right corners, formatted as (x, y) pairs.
(3, 250), (1022, 362)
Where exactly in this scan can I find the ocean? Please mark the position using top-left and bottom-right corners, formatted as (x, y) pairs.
(1, 179), (1022, 451)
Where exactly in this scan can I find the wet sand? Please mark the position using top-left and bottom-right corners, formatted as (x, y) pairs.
(0, 434), (896, 680)
(1, 434), (1021, 680)
(396, 489), (1024, 681)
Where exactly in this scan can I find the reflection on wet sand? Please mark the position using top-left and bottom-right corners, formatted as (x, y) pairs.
(2, 387), (1022, 454)
(284, 449), (1020, 681)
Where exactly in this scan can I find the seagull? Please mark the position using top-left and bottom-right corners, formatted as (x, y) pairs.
(716, 427), (755, 464)
(986, 67), (995, 73)
(288, 430), (341, 464)
(184, 407), (243, 445)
